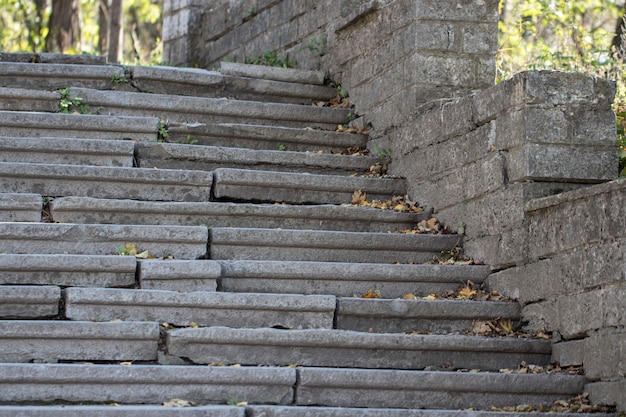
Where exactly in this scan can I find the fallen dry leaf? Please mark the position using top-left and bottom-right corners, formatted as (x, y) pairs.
(162, 399), (195, 407)
(360, 288), (382, 299)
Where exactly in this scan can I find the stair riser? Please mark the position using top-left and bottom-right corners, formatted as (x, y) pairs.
(0, 286), (60, 319)
(0, 193), (42, 222)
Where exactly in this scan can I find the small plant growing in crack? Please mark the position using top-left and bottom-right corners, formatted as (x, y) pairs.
(57, 87), (91, 114)
(156, 120), (169, 142)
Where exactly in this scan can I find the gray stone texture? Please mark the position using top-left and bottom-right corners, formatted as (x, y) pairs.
(0, 363), (295, 405)
(167, 326), (549, 371)
(0, 321), (159, 362)
(551, 339), (585, 367)
(0, 223), (208, 260)
(0, 87), (59, 112)
(219, 260), (490, 298)
(209, 227), (459, 264)
(0, 254), (136, 287)
(0, 405), (245, 416)
(212, 168), (407, 205)
(0, 52), (106, 65)
(583, 328), (626, 381)
(336, 298), (521, 334)
(587, 379), (626, 410)
(138, 259), (220, 292)
(0, 286), (60, 318)
(220, 62), (325, 85)
(0, 162), (213, 202)
(0, 193), (42, 222)
(64, 287), (335, 329)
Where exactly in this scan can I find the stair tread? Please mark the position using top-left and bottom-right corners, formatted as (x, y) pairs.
(220, 61), (326, 85)
(0, 192), (42, 222)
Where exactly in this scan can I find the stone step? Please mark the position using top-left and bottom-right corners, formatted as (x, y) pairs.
(209, 228), (459, 264)
(0, 363), (586, 410)
(0, 193), (42, 222)
(0, 321), (159, 363)
(213, 168), (406, 204)
(0, 222), (208, 259)
(0, 363), (295, 405)
(0, 254), (137, 287)
(0, 286), (60, 319)
(138, 259), (221, 292)
(166, 326), (551, 371)
(49, 197), (425, 233)
(0, 162), (213, 202)
(336, 298), (521, 334)
(64, 287), (335, 329)
(220, 62), (326, 85)
(135, 142), (378, 175)
(218, 260), (489, 297)
(0, 52), (106, 65)
(0, 405), (245, 416)
(167, 122), (368, 152)
(0, 62), (127, 90)
(0, 136), (135, 167)
(0, 87), (60, 112)
(0, 110), (159, 142)
(61, 87), (349, 130)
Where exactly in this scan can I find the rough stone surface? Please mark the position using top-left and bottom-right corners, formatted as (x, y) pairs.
(220, 62), (325, 85)
(0, 62), (125, 90)
(0, 87), (59, 112)
(0, 363), (295, 404)
(64, 287), (335, 329)
(0, 52), (106, 65)
(584, 328), (626, 381)
(0, 321), (159, 362)
(0, 405), (245, 416)
(246, 407), (606, 417)
(0, 286), (60, 318)
(551, 339), (585, 367)
(587, 379), (626, 410)
(209, 227), (459, 264)
(0, 254), (136, 287)
(0, 193), (42, 222)
(138, 259), (220, 292)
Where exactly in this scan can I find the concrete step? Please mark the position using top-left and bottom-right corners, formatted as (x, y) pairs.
(138, 259), (221, 292)
(49, 197), (426, 233)
(0, 193), (42, 222)
(336, 298), (521, 334)
(0, 136), (135, 167)
(0, 162), (213, 202)
(0, 321), (159, 363)
(136, 142), (378, 175)
(64, 287), (335, 329)
(69, 87), (351, 130)
(0, 222), (208, 259)
(0, 286), (60, 319)
(0, 254), (137, 288)
(0, 52), (107, 65)
(0, 405), (245, 416)
(220, 62), (326, 85)
(0, 62), (127, 90)
(0, 363), (586, 410)
(166, 326), (551, 371)
(167, 122), (368, 152)
(209, 228), (459, 264)
(218, 260), (489, 297)
(0, 110), (159, 142)
(213, 168), (406, 204)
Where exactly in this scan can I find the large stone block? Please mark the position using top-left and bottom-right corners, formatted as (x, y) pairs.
(138, 259), (220, 292)
(0, 87), (59, 112)
(0, 193), (42, 222)
(587, 379), (626, 411)
(0, 286), (60, 318)
(551, 339), (585, 367)
(584, 328), (626, 381)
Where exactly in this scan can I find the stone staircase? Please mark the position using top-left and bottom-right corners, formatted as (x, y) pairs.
(0, 53), (607, 416)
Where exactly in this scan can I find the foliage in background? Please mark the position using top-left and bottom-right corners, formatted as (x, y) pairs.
(497, 0), (626, 175)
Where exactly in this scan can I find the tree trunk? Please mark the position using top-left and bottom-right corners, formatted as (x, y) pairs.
(98, 0), (110, 55)
(611, 8), (625, 59)
(107, 0), (123, 63)
(45, 0), (81, 53)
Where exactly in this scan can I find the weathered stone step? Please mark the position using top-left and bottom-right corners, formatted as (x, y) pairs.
(0, 62), (126, 90)
(0, 363), (295, 405)
(49, 197), (425, 233)
(0, 52), (107, 65)
(0, 193), (42, 222)
(138, 259), (221, 292)
(0, 162), (213, 202)
(0, 254), (136, 287)
(220, 62), (325, 85)
(166, 326), (551, 371)
(209, 228), (458, 264)
(0, 136), (134, 167)
(136, 142), (378, 175)
(336, 298), (521, 334)
(0, 321), (159, 363)
(213, 168), (406, 204)
(0, 222), (208, 259)
(69, 87), (351, 130)
(64, 287), (335, 329)
(0, 286), (60, 319)
(168, 123), (368, 152)
(218, 260), (489, 297)
(0, 110), (159, 142)
(0, 405), (245, 416)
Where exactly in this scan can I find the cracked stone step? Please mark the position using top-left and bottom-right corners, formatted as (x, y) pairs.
(209, 228), (459, 264)
(166, 326), (551, 371)
(218, 261), (490, 297)
(336, 298), (522, 334)
(0, 222), (208, 259)
(49, 197), (426, 233)
(135, 142), (379, 175)
(0, 136), (135, 167)
(0, 193), (42, 222)
(0, 254), (136, 287)
(167, 123), (368, 153)
(0, 321), (159, 363)
(138, 259), (220, 292)
(0, 363), (295, 405)
(68, 87), (351, 130)
(220, 62), (326, 85)
(0, 405), (245, 416)
(0, 286), (60, 319)
(64, 287), (335, 329)
(0, 110), (159, 142)
(0, 162), (213, 202)
(296, 368), (587, 409)
(213, 168), (406, 205)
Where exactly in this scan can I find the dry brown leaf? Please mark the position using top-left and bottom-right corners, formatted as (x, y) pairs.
(361, 288), (382, 299)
